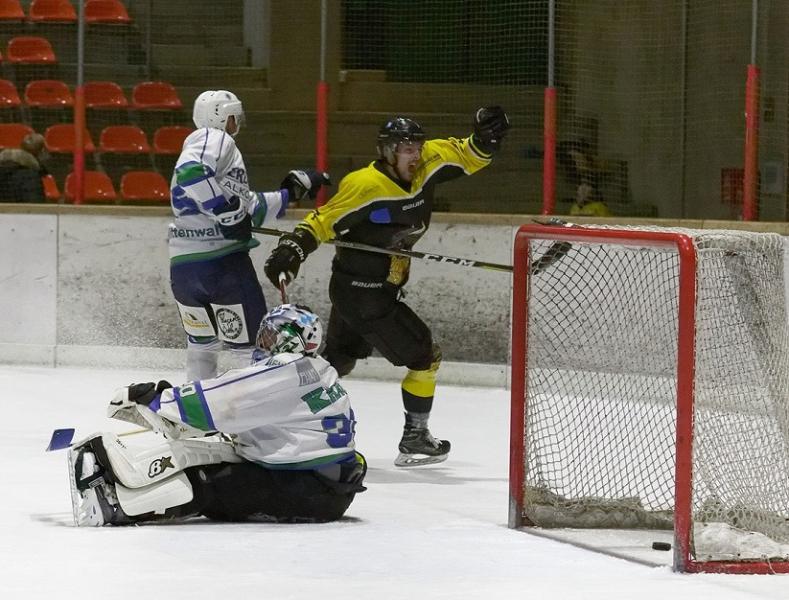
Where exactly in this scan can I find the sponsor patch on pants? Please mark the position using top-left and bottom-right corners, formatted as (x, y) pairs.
(176, 303), (215, 337)
(211, 303), (248, 343)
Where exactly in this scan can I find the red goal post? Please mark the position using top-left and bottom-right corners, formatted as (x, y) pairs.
(509, 223), (789, 574)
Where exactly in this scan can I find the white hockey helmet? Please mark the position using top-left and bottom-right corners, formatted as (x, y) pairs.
(256, 304), (325, 357)
(192, 90), (245, 136)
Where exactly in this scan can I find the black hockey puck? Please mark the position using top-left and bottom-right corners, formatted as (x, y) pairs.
(652, 541), (672, 551)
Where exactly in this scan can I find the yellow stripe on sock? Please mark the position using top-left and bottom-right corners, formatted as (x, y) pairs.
(402, 366), (438, 398)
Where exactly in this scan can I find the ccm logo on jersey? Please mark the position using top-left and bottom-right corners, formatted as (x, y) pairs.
(424, 254), (474, 266)
(148, 456), (175, 478)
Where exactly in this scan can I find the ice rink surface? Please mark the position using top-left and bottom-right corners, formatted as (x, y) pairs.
(2, 365), (788, 599)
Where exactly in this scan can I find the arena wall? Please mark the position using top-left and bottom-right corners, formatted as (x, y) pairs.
(1, 207), (788, 387)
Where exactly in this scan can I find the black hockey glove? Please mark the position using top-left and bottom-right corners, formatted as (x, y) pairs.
(128, 380), (173, 406)
(281, 169), (331, 203)
(472, 106), (510, 153)
(213, 195), (251, 241)
(263, 228), (318, 288)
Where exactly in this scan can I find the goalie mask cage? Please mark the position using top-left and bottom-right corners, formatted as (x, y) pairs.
(509, 223), (789, 574)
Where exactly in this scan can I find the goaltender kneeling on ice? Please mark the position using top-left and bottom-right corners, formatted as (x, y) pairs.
(64, 304), (367, 527)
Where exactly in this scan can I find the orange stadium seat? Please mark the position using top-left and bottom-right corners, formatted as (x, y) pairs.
(152, 125), (191, 155)
(0, 79), (21, 108)
(0, 122), (33, 148)
(131, 81), (182, 110)
(120, 170), (169, 204)
(24, 79), (73, 107)
(65, 170), (117, 203)
(6, 36), (57, 63)
(84, 80), (127, 109)
(99, 125), (150, 154)
(0, 0), (24, 21)
(84, 0), (131, 24)
(28, 0), (77, 22)
(44, 123), (95, 153)
(42, 173), (60, 201)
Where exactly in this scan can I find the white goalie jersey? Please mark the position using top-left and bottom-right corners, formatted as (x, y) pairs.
(167, 127), (286, 263)
(145, 353), (357, 469)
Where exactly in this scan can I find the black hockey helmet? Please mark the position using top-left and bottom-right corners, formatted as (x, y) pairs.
(377, 116), (426, 164)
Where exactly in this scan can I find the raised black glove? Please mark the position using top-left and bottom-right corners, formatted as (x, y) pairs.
(473, 105), (510, 153)
(213, 195), (251, 241)
(281, 169), (331, 203)
(263, 228), (318, 288)
(128, 380), (173, 406)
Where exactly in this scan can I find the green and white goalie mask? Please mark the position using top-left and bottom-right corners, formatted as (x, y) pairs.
(256, 304), (325, 357)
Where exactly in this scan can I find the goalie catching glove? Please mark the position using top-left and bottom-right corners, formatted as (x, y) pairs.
(108, 380), (208, 439)
(281, 169), (331, 203)
(263, 227), (318, 288)
(472, 106), (510, 153)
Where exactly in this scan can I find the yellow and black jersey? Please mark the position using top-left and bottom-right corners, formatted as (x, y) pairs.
(296, 136), (492, 285)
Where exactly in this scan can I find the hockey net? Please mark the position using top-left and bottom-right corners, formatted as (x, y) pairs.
(509, 224), (789, 574)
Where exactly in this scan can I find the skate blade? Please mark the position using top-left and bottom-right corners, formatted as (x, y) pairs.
(394, 452), (449, 468)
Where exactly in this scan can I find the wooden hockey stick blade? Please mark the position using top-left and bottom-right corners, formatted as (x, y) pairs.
(529, 241), (572, 275)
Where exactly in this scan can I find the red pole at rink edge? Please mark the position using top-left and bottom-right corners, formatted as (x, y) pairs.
(73, 84), (85, 205)
(742, 64), (760, 221)
(315, 80), (329, 207)
(541, 86), (557, 215)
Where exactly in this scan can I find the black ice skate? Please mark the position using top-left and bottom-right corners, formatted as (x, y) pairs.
(394, 426), (451, 467)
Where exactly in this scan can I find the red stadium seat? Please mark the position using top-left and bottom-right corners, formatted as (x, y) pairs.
(44, 123), (95, 153)
(0, 0), (24, 21)
(120, 170), (169, 204)
(0, 123), (33, 148)
(0, 79), (21, 108)
(65, 170), (117, 203)
(28, 0), (77, 22)
(42, 173), (60, 201)
(99, 125), (150, 154)
(84, 80), (128, 109)
(84, 0), (131, 24)
(6, 36), (57, 64)
(131, 81), (182, 110)
(152, 126), (191, 155)
(24, 79), (73, 107)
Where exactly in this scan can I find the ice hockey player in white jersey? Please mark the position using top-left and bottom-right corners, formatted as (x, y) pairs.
(169, 89), (331, 381)
(67, 304), (366, 526)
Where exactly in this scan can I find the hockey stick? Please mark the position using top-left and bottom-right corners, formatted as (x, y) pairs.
(252, 225), (513, 272)
(253, 225), (570, 275)
(46, 427), (150, 452)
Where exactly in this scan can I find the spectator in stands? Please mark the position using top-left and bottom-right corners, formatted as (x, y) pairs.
(570, 181), (611, 217)
(558, 139), (612, 217)
(0, 133), (49, 203)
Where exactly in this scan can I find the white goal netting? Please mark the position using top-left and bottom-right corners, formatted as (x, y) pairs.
(518, 226), (789, 564)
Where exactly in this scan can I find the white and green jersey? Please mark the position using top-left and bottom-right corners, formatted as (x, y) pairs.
(153, 353), (357, 469)
(168, 127), (286, 265)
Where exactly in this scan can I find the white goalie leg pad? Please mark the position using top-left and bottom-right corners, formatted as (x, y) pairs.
(115, 473), (193, 517)
(97, 433), (243, 490)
